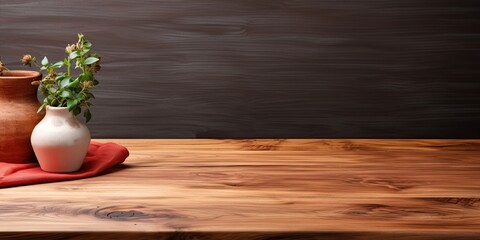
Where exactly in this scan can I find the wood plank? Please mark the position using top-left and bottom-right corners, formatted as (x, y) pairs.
(1, 139), (479, 239)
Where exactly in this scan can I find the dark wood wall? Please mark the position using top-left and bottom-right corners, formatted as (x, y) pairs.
(1, 0), (479, 138)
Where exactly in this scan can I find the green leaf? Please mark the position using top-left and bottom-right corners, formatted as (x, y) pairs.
(73, 107), (81, 116)
(81, 49), (90, 56)
(55, 75), (65, 81)
(84, 109), (92, 123)
(46, 95), (54, 101)
(52, 61), (64, 68)
(69, 78), (80, 87)
(79, 72), (93, 81)
(61, 90), (71, 98)
(67, 99), (78, 111)
(69, 51), (79, 59)
(59, 77), (71, 88)
(40, 66), (47, 71)
(50, 98), (58, 106)
(48, 86), (58, 93)
(47, 66), (58, 72)
(93, 79), (99, 86)
(37, 102), (47, 113)
(84, 57), (99, 65)
(76, 92), (85, 99)
(41, 56), (49, 66)
(84, 41), (92, 48)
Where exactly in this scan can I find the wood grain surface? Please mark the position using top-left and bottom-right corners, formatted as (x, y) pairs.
(1, 139), (479, 239)
(1, 1), (480, 138)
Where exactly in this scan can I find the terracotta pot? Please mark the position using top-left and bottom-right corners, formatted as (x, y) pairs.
(31, 106), (91, 172)
(0, 70), (44, 163)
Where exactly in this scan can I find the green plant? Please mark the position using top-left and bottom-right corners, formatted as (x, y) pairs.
(23, 33), (101, 122)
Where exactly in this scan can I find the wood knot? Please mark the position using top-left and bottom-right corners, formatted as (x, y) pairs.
(94, 206), (183, 222)
(106, 210), (144, 219)
(240, 139), (285, 151)
(96, 209), (151, 221)
(242, 144), (278, 151)
(423, 198), (480, 208)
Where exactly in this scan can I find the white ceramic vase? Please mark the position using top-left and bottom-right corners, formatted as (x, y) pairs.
(31, 106), (91, 173)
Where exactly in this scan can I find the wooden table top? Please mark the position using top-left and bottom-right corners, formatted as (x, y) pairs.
(1, 139), (479, 239)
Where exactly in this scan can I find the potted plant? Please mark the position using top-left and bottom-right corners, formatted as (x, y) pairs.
(0, 58), (44, 163)
(27, 33), (101, 172)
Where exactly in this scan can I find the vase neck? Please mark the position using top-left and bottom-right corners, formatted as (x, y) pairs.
(45, 106), (74, 118)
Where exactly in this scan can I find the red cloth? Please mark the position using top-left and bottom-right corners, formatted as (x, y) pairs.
(0, 141), (129, 188)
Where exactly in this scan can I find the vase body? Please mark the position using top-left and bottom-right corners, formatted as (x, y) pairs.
(0, 70), (44, 163)
(31, 106), (91, 172)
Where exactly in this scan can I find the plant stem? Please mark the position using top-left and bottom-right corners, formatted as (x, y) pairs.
(67, 58), (71, 77)
(32, 61), (41, 68)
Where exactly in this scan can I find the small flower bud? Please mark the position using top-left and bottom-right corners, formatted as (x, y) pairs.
(82, 81), (92, 89)
(93, 63), (101, 72)
(65, 44), (77, 54)
(21, 54), (34, 67)
(91, 56), (101, 72)
(46, 71), (57, 80)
